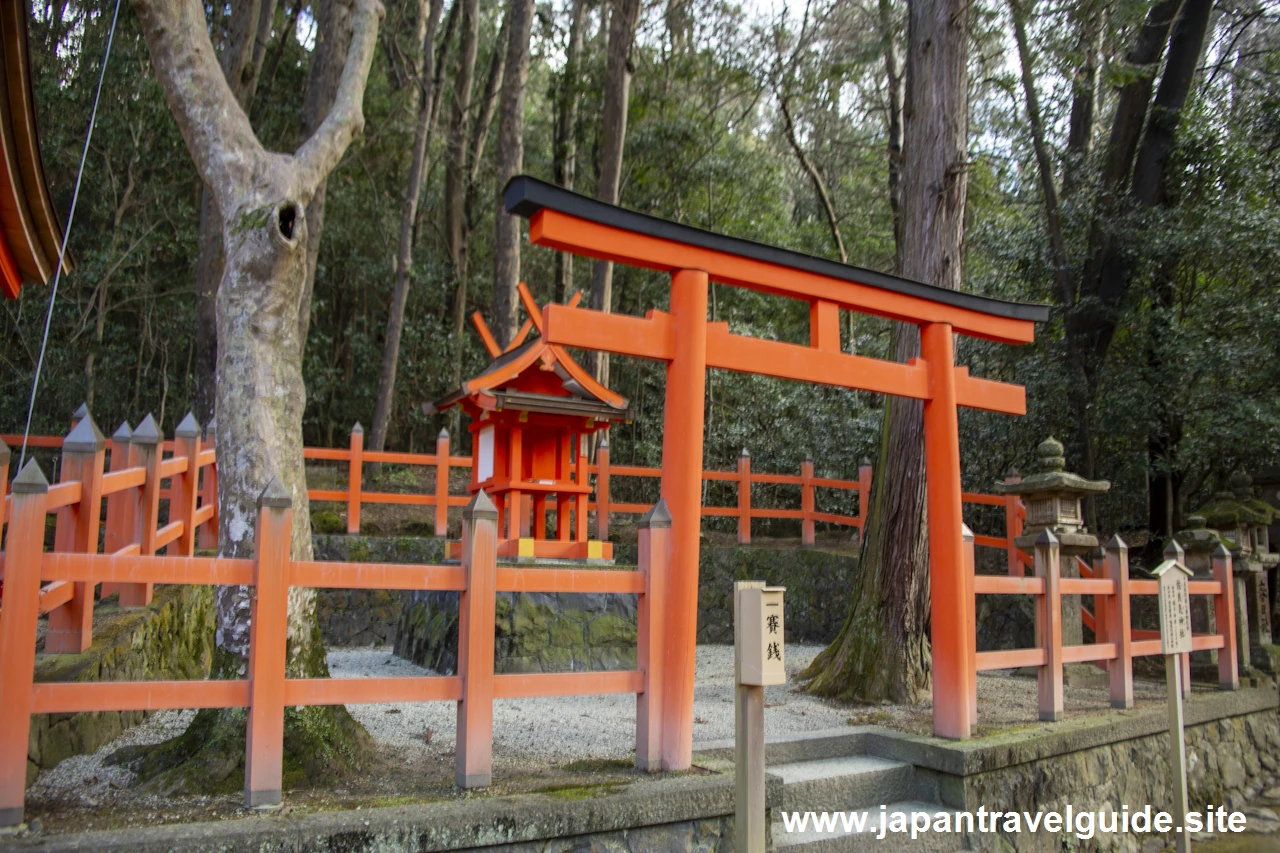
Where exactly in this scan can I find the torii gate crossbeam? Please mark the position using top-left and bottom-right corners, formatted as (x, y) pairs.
(504, 176), (1051, 769)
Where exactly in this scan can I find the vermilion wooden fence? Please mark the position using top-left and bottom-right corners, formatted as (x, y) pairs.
(0, 428), (667, 824)
(0, 412), (1242, 823)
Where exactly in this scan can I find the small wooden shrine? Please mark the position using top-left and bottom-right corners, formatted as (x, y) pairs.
(428, 283), (629, 561)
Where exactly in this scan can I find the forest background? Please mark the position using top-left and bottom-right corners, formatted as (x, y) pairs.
(3, 0), (1279, 544)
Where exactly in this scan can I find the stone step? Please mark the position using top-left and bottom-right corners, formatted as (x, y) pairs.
(773, 802), (969, 853)
(772, 755), (917, 813)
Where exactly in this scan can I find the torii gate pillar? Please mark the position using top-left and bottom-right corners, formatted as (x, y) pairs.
(658, 268), (709, 770)
(921, 322), (975, 739)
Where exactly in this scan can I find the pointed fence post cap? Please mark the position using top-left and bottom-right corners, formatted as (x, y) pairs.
(1213, 541), (1232, 559)
(351, 422), (364, 435)
(598, 436), (609, 450)
(203, 416), (216, 440)
(1034, 528), (1060, 547)
(639, 498), (672, 529)
(803, 453), (813, 463)
(11, 458), (49, 493)
(112, 421), (133, 444)
(739, 448), (749, 458)
(463, 489), (498, 521)
(1106, 533), (1128, 552)
(0, 434), (9, 466)
(1005, 465), (1020, 479)
(72, 402), (89, 421)
(258, 476), (293, 509)
(438, 427), (449, 440)
(961, 522), (974, 541)
(63, 414), (106, 454)
(175, 412), (201, 439)
(132, 414), (163, 446)
(860, 456), (871, 467)
(1163, 538), (1186, 563)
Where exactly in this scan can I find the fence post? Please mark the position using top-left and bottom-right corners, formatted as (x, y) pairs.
(1035, 529), (1063, 721)
(101, 421), (133, 599)
(122, 415), (163, 607)
(636, 499), (670, 771)
(435, 428), (450, 536)
(45, 417), (106, 654)
(347, 423), (363, 535)
(0, 462), (50, 826)
(856, 457), (872, 533)
(71, 401), (88, 430)
(1004, 467), (1022, 577)
(172, 414), (202, 557)
(244, 478), (292, 809)
(457, 490), (497, 787)
(736, 449), (751, 545)
(800, 455), (815, 546)
(1104, 535), (1133, 709)
(962, 523), (977, 734)
(198, 417), (219, 550)
(596, 437), (611, 542)
(1213, 543), (1239, 690)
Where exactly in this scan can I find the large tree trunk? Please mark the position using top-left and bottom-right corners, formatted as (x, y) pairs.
(370, 0), (446, 454)
(193, 0), (279, 426)
(801, 0), (968, 704)
(490, 0), (537, 347)
(445, 0), (482, 396)
(553, 0), (588, 299)
(587, 0), (641, 386)
(123, 0), (382, 791)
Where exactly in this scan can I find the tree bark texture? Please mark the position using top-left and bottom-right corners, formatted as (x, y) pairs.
(370, 0), (446, 454)
(587, 0), (641, 387)
(491, 0), (536, 348)
(802, 0), (968, 704)
(126, 0), (382, 787)
(553, 0), (588, 299)
(193, 0), (278, 427)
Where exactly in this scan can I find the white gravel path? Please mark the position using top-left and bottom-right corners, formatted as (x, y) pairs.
(331, 644), (849, 764)
(28, 645), (848, 794)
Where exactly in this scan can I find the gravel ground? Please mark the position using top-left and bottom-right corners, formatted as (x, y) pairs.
(28, 644), (1173, 797)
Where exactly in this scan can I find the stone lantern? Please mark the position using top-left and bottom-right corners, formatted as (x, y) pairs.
(995, 436), (1110, 688)
(1191, 474), (1278, 674)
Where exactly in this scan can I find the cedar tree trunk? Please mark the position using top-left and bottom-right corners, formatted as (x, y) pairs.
(801, 0), (968, 704)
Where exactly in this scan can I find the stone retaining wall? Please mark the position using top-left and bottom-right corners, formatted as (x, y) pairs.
(312, 535), (445, 647)
(27, 584), (214, 786)
(390, 540), (858, 672)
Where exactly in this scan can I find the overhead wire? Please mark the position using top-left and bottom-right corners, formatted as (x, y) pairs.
(18, 0), (125, 469)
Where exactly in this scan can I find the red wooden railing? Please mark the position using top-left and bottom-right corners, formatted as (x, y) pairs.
(0, 426), (670, 824)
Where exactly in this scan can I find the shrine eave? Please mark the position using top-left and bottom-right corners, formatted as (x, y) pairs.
(504, 175), (1050, 325)
(0, 3), (70, 298)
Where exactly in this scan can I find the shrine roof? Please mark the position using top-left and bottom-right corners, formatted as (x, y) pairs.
(427, 335), (628, 418)
(505, 176), (1050, 325)
(1, 3), (69, 298)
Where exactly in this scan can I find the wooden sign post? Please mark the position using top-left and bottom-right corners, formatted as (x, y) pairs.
(1155, 556), (1193, 853)
(735, 582), (785, 853)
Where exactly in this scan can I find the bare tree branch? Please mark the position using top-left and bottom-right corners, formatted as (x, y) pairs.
(294, 0), (386, 194)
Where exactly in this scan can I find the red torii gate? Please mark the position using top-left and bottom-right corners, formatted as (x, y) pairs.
(504, 176), (1050, 766)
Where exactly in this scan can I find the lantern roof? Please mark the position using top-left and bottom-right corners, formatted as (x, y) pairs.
(993, 436), (1110, 497)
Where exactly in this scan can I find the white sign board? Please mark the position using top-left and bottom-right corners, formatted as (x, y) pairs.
(1154, 559), (1193, 656)
(739, 587), (786, 686)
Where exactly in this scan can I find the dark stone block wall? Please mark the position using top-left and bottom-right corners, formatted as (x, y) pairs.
(391, 543), (859, 673)
(312, 535), (446, 647)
